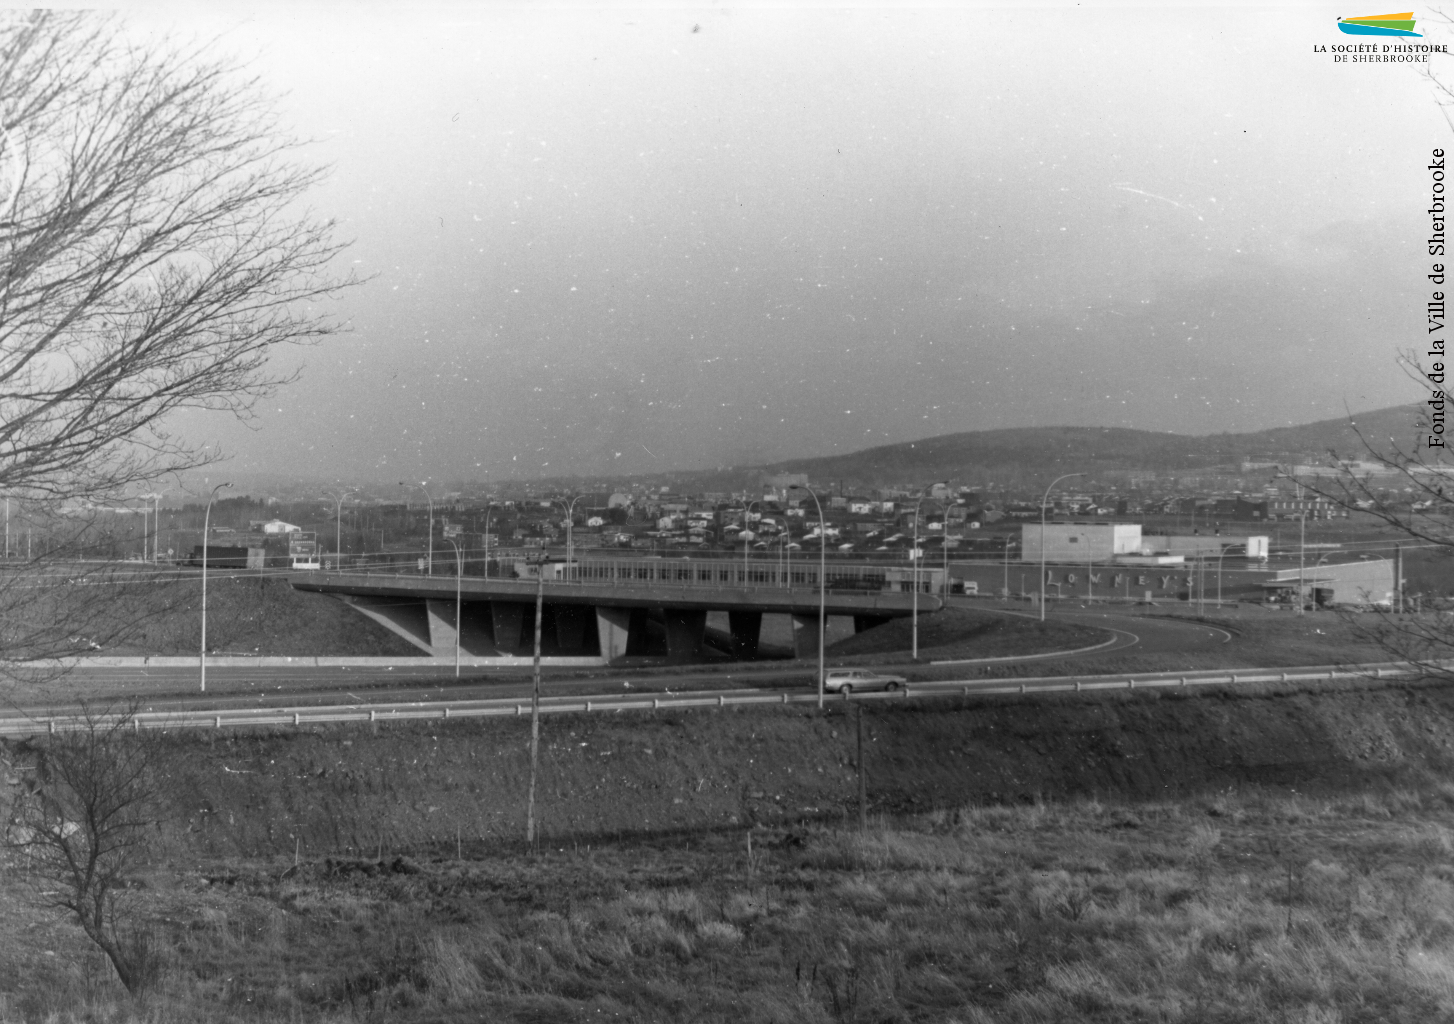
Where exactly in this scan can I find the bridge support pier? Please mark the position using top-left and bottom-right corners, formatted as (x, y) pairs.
(490, 602), (530, 655)
(791, 611), (824, 660)
(727, 610), (762, 659)
(337, 595), (435, 654)
(425, 600), (496, 655)
(425, 600), (458, 654)
(664, 608), (708, 663)
(554, 604), (596, 653)
(595, 606), (634, 663)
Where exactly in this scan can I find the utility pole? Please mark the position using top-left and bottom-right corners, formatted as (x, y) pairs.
(200, 482), (232, 693)
(1039, 473), (1086, 621)
(856, 703), (867, 832)
(401, 482), (434, 575)
(943, 511), (950, 601)
(525, 554), (545, 850)
(1396, 543), (1404, 614)
(1298, 512), (1306, 615)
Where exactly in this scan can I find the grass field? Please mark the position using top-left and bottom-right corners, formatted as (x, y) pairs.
(826, 606), (1108, 664)
(7, 674), (1454, 1019)
(7, 785), (1454, 1022)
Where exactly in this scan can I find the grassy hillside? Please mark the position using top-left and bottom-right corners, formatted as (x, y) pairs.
(7, 676), (1454, 1019)
(94, 571), (420, 658)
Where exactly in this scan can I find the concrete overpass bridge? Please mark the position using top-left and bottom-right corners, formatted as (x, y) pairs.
(289, 556), (942, 664)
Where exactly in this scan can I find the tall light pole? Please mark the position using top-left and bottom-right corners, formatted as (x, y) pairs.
(789, 486), (827, 709)
(401, 482), (434, 575)
(554, 496), (584, 579)
(1274, 473), (1307, 615)
(446, 538), (463, 677)
(139, 491), (167, 563)
(1217, 542), (1228, 607)
(325, 489), (355, 569)
(200, 481), (232, 693)
(483, 503), (494, 579)
(1039, 473), (1085, 621)
(742, 499), (762, 581)
(1003, 534), (1012, 599)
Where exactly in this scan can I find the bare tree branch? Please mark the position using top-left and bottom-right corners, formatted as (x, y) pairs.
(0, 11), (355, 504)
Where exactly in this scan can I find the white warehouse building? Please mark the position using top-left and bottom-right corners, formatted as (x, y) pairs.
(1021, 523), (1143, 563)
(1021, 523), (1269, 564)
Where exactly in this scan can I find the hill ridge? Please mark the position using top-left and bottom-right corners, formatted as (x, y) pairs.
(741, 403), (1425, 489)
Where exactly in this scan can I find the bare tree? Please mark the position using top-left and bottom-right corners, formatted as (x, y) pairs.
(7, 703), (161, 993)
(0, 11), (352, 504)
(0, 12), (352, 672)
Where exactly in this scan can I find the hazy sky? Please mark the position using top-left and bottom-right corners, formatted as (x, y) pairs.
(134, 3), (1448, 482)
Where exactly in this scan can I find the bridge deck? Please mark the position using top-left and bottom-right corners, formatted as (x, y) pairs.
(288, 561), (941, 663)
(289, 570), (938, 616)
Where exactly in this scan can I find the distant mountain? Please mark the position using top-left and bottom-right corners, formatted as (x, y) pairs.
(178, 404), (1432, 500)
(746, 404), (1426, 490)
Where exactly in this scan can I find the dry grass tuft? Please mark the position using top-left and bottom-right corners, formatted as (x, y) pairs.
(10, 787), (1454, 1020)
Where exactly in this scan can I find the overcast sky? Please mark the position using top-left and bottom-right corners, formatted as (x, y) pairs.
(135, 3), (1448, 483)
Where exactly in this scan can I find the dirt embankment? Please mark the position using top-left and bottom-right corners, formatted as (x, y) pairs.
(10, 678), (1450, 863)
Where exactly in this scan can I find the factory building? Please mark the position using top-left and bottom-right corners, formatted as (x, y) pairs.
(1021, 523), (1269, 564)
(1259, 559), (1396, 609)
(1020, 523), (1143, 563)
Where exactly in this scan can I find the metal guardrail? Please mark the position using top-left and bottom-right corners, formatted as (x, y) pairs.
(0, 660), (1439, 738)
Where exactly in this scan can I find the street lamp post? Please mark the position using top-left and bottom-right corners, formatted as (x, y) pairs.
(1039, 473), (1086, 622)
(199, 481), (232, 693)
(401, 482), (434, 575)
(1217, 543), (1228, 607)
(789, 486), (827, 709)
(446, 538), (463, 677)
(1003, 534), (1011, 599)
(783, 521), (793, 590)
(554, 496), (584, 579)
(483, 504), (494, 579)
(139, 491), (167, 563)
(742, 499), (762, 583)
(1274, 473), (1308, 615)
(325, 489), (355, 569)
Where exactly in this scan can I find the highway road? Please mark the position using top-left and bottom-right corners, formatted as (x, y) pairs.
(6, 606), (1244, 720)
(0, 658), (1424, 738)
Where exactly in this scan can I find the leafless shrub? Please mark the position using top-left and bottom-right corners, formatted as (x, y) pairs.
(6, 701), (162, 993)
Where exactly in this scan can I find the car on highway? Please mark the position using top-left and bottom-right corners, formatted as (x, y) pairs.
(823, 669), (907, 694)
